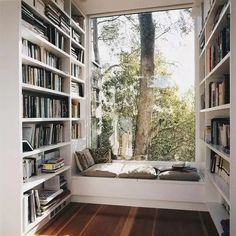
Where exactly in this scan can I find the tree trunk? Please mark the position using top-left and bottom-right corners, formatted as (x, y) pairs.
(134, 13), (155, 155)
(93, 18), (100, 64)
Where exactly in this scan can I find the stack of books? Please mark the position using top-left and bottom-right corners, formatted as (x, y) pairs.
(71, 81), (84, 97)
(42, 156), (64, 173)
(71, 46), (84, 63)
(72, 28), (81, 44)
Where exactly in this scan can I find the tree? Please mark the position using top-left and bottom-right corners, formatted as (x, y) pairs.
(134, 13), (155, 155)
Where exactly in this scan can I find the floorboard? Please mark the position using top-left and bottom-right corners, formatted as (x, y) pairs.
(36, 203), (219, 236)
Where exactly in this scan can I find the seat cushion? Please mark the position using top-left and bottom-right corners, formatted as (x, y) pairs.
(118, 164), (157, 179)
(82, 163), (124, 177)
(158, 169), (200, 181)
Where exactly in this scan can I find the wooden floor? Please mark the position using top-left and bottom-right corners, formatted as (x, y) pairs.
(36, 203), (219, 236)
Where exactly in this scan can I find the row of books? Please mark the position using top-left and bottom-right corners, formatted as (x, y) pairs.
(71, 100), (80, 118)
(22, 64), (63, 92)
(208, 74), (230, 108)
(22, 39), (61, 69)
(204, 118), (230, 154)
(72, 122), (81, 139)
(45, 4), (70, 35)
(23, 155), (42, 180)
(71, 46), (84, 63)
(71, 63), (81, 78)
(23, 123), (64, 149)
(71, 81), (84, 97)
(72, 28), (82, 44)
(22, 94), (68, 118)
(208, 17), (230, 72)
(47, 25), (65, 51)
(210, 151), (230, 185)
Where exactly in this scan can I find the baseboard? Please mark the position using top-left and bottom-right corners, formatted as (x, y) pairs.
(71, 195), (207, 212)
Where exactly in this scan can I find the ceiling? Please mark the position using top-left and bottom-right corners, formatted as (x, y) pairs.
(75, 0), (194, 17)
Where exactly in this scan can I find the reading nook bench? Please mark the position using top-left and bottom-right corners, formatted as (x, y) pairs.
(71, 149), (205, 211)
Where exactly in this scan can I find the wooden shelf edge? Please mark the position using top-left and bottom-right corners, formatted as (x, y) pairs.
(200, 104), (230, 112)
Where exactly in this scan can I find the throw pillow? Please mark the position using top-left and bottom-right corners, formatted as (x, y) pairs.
(92, 148), (112, 164)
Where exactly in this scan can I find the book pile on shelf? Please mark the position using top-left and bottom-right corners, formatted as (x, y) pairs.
(22, 175), (70, 231)
(72, 122), (81, 139)
(72, 28), (81, 44)
(208, 74), (230, 107)
(22, 64), (63, 91)
(22, 2), (47, 39)
(71, 81), (84, 97)
(45, 4), (70, 34)
(208, 15), (230, 71)
(71, 100), (80, 118)
(22, 39), (61, 69)
(204, 118), (230, 154)
(42, 156), (64, 173)
(210, 151), (230, 185)
(71, 46), (84, 63)
(22, 123), (64, 149)
(22, 94), (68, 118)
(23, 154), (42, 181)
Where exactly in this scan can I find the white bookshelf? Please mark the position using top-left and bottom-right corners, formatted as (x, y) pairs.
(0, 1), (88, 235)
(197, 0), (231, 234)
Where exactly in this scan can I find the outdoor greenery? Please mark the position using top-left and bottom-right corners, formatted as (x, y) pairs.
(93, 9), (195, 161)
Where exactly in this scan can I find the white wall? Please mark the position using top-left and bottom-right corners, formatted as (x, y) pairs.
(76, 0), (194, 16)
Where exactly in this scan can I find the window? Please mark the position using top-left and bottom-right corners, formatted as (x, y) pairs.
(90, 8), (195, 162)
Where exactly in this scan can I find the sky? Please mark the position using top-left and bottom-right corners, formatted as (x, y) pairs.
(96, 9), (195, 95)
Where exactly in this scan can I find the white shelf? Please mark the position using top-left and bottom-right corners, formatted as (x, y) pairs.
(200, 52), (230, 85)
(23, 192), (71, 235)
(22, 55), (69, 77)
(22, 118), (70, 123)
(22, 83), (69, 97)
(71, 57), (85, 67)
(71, 118), (83, 121)
(23, 166), (71, 192)
(71, 19), (85, 35)
(21, 25), (70, 58)
(207, 202), (229, 235)
(200, 104), (230, 112)
(205, 2), (230, 49)
(71, 38), (85, 50)
(71, 95), (85, 101)
(205, 142), (230, 163)
(22, 142), (71, 158)
(207, 171), (230, 206)
(71, 75), (85, 83)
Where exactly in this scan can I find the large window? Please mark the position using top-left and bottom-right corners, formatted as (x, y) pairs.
(90, 8), (195, 162)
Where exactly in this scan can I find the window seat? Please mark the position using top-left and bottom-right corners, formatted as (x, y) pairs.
(71, 161), (206, 211)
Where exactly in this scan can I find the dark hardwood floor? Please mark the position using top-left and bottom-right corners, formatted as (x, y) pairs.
(36, 203), (219, 236)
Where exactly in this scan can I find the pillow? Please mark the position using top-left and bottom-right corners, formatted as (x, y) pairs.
(118, 164), (157, 179)
(91, 148), (112, 164)
(75, 148), (95, 172)
(158, 170), (200, 181)
(83, 163), (124, 177)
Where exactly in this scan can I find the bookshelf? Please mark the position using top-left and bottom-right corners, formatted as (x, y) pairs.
(0, 0), (87, 235)
(197, 0), (231, 234)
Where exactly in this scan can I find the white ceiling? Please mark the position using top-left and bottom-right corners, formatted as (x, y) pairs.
(75, 0), (194, 16)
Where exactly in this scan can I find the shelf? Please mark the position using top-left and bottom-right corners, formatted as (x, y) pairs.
(71, 118), (82, 121)
(71, 57), (85, 67)
(200, 104), (230, 112)
(71, 38), (85, 50)
(22, 55), (69, 77)
(22, 83), (69, 97)
(207, 171), (230, 206)
(71, 19), (85, 35)
(22, 118), (70, 123)
(22, 142), (71, 158)
(205, 142), (230, 162)
(207, 202), (229, 235)
(21, 25), (70, 59)
(71, 76), (85, 83)
(23, 166), (70, 192)
(23, 192), (71, 235)
(205, 2), (230, 49)
(71, 95), (85, 101)
(200, 52), (230, 85)
(23, 1), (70, 39)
